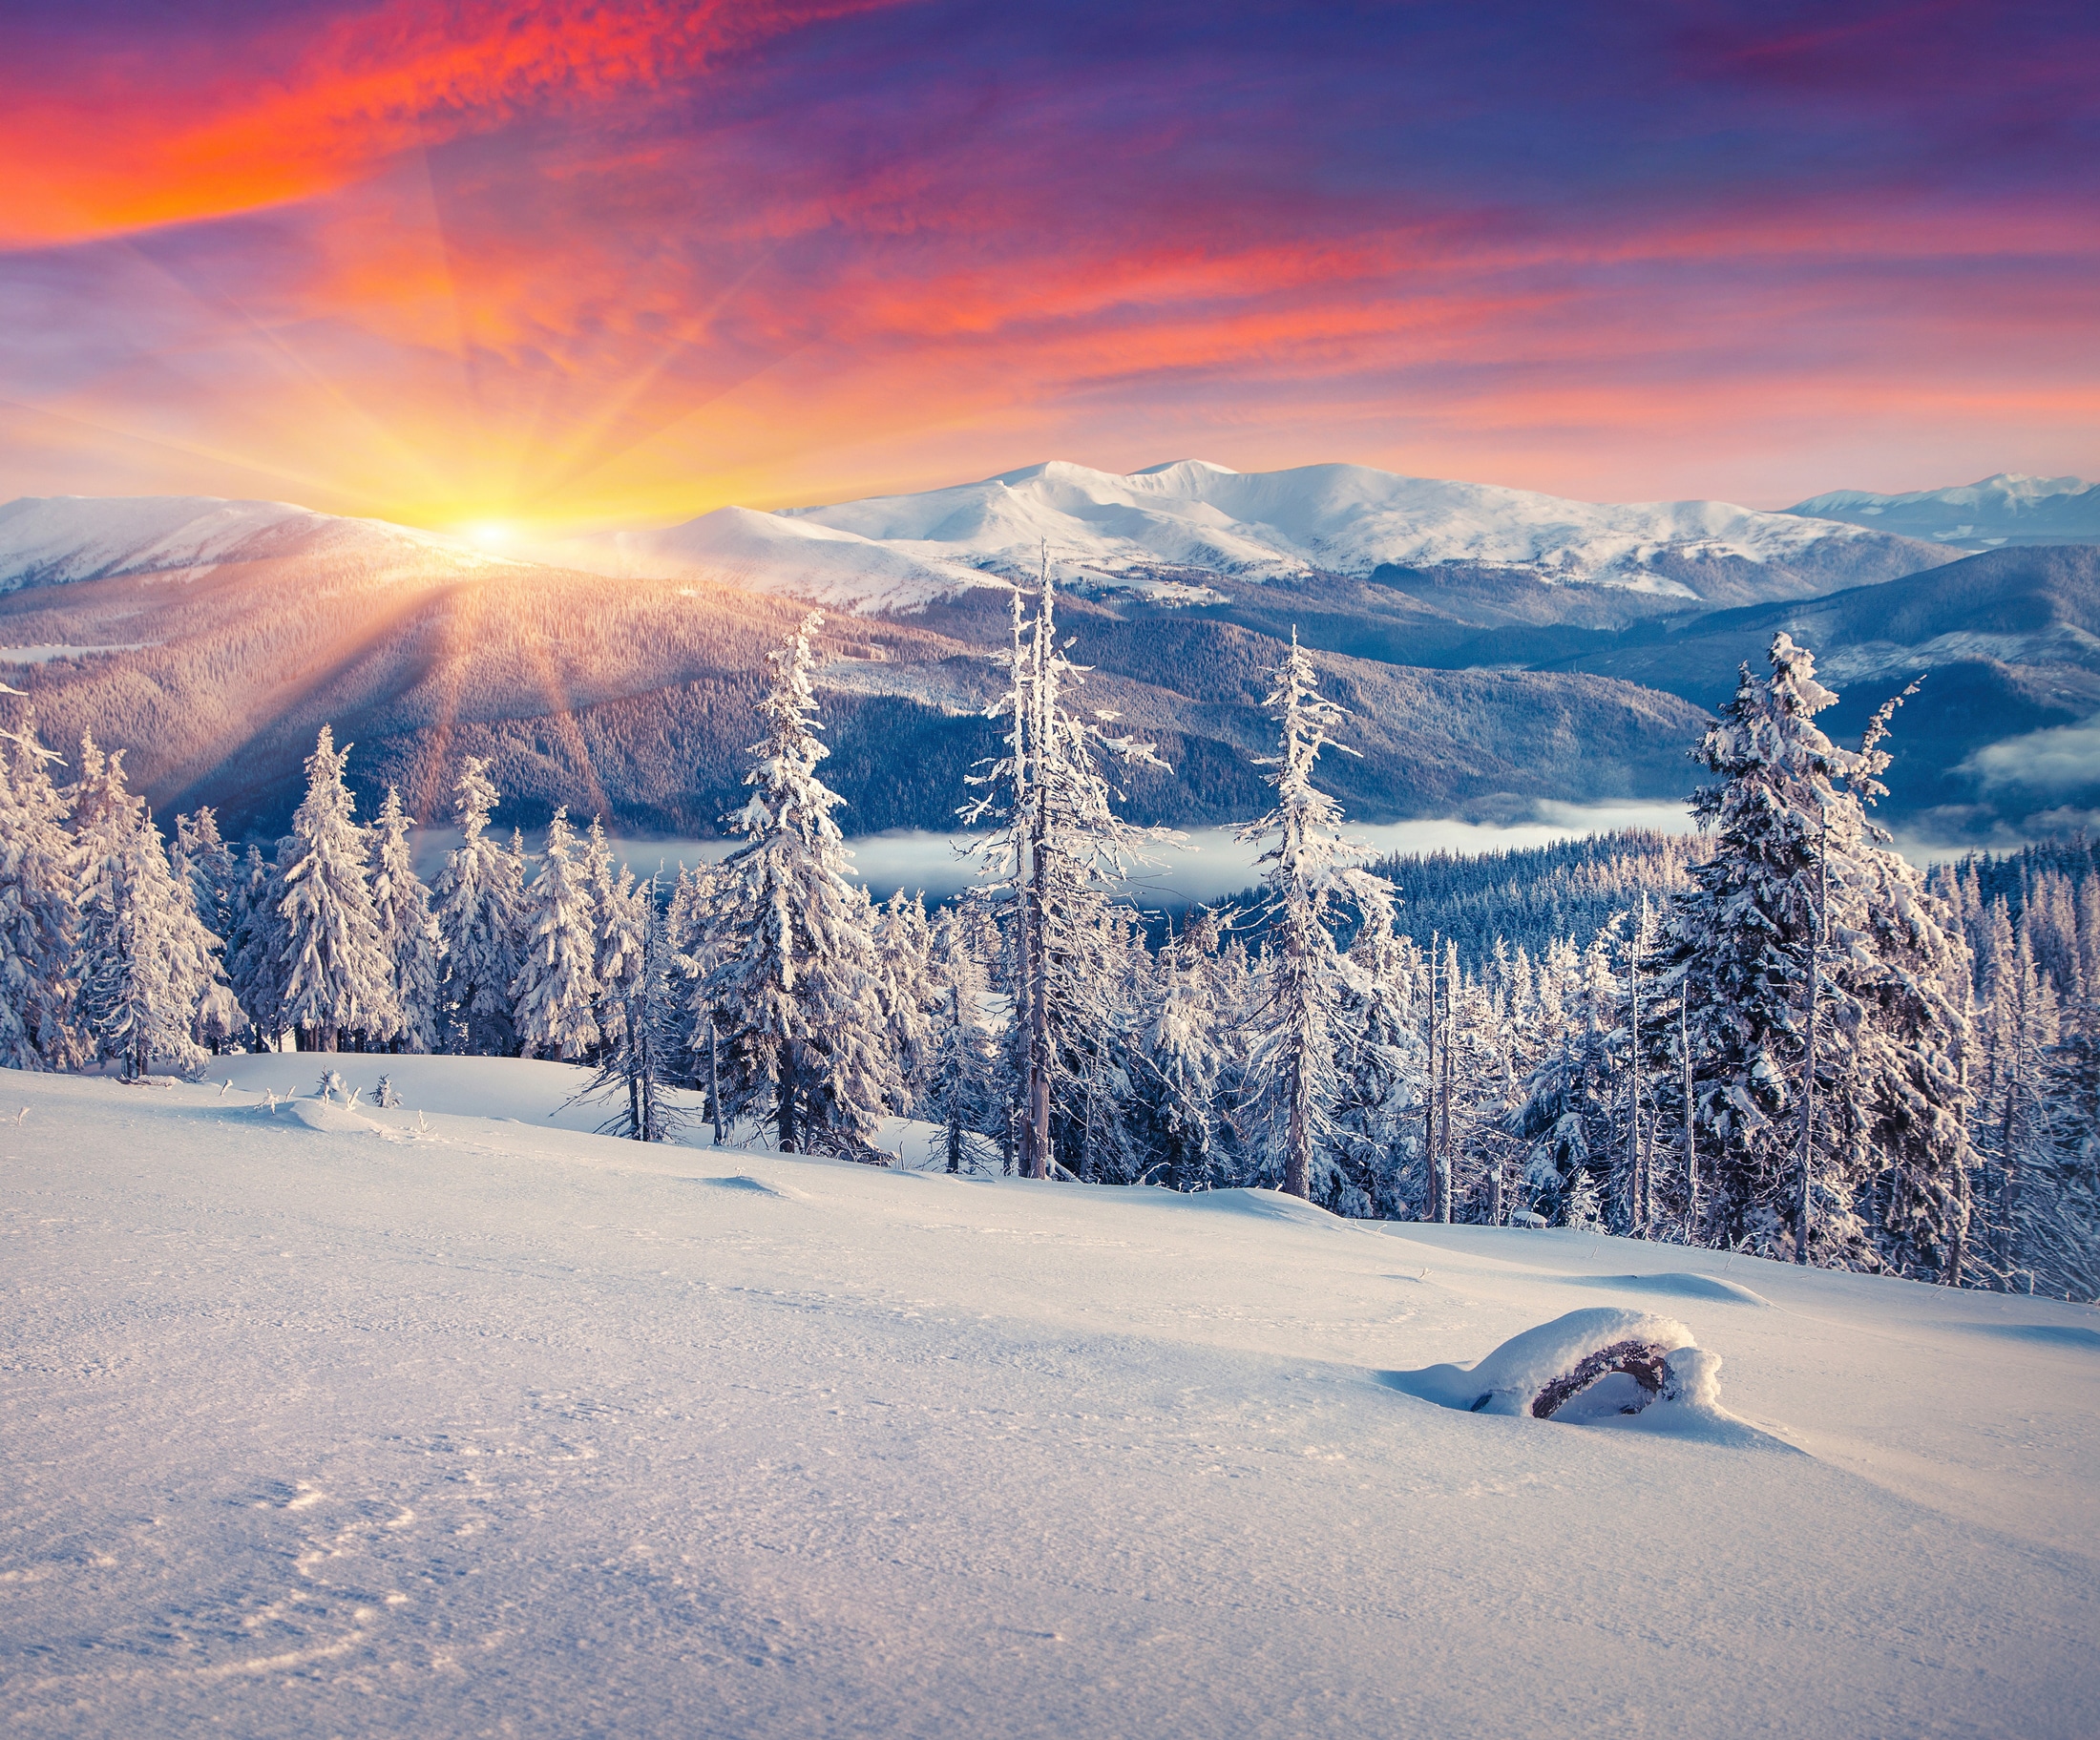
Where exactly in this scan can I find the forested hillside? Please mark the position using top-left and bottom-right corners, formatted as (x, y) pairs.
(3, 591), (2091, 1301)
(0, 499), (1709, 842)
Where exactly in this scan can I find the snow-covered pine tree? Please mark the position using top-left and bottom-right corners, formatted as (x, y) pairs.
(430, 757), (523, 1055)
(167, 808), (245, 1053)
(1236, 630), (1378, 1201)
(963, 571), (1173, 1179)
(593, 858), (646, 1071)
(915, 904), (1004, 1174)
(1978, 919), (2058, 1287)
(369, 786), (442, 1053)
(1511, 927), (1625, 1228)
(225, 844), (292, 1050)
(573, 871), (689, 1143)
(1058, 898), (1152, 1184)
(704, 611), (898, 1155)
(873, 889), (938, 1107)
(174, 807), (238, 940)
(581, 816), (619, 1053)
(1663, 634), (1972, 1271)
(1133, 912), (1231, 1192)
(71, 735), (222, 1079)
(1324, 889), (1427, 1217)
(1563, 1162), (1606, 1231)
(513, 807), (602, 1060)
(277, 727), (396, 1051)
(668, 859), (728, 1129)
(0, 712), (78, 1067)
(2016, 1017), (2100, 1300)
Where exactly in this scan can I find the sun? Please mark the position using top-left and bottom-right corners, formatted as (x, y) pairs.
(462, 519), (516, 551)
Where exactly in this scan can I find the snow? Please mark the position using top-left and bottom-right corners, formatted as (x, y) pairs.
(5, 1059), (2097, 1737)
(1387, 1304), (1713, 1421)
(559, 503), (998, 615)
(0, 495), (514, 594)
(553, 458), (1953, 613)
(0, 643), (153, 662)
(1786, 473), (2100, 548)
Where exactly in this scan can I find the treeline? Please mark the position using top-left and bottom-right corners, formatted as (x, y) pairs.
(1357, 830), (1712, 960)
(0, 594), (2092, 1300)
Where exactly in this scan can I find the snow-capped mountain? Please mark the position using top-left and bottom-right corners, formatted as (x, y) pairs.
(1785, 473), (2100, 550)
(556, 459), (1952, 614)
(0, 494), (511, 593)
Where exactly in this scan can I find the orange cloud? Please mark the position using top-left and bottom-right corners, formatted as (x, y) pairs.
(0, 0), (894, 245)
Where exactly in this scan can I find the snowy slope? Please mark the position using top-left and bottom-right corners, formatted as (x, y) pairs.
(557, 458), (1954, 612)
(1787, 472), (2100, 549)
(567, 502), (998, 614)
(4, 1061), (2094, 1738)
(0, 495), (512, 594)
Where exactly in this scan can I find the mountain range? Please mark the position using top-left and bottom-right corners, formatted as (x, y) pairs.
(1783, 473), (2100, 551)
(0, 460), (2093, 850)
(556, 458), (1953, 616)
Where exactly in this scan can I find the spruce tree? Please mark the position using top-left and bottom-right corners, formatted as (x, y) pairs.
(174, 807), (238, 940)
(1512, 930), (1624, 1226)
(963, 573), (1171, 1178)
(705, 611), (898, 1155)
(0, 713), (78, 1068)
(914, 905), (1004, 1174)
(1136, 912), (1231, 1192)
(72, 736), (221, 1078)
(574, 871), (689, 1143)
(1330, 897), (1426, 1218)
(369, 786), (443, 1053)
(1236, 631), (1376, 1200)
(277, 727), (395, 1051)
(225, 844), (289, 1051)
(1664, 634), (1972, 1270)
(514, 806), (602, 1060)
(430, 757), (523, 1055)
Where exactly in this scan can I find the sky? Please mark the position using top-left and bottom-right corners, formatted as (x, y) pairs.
(2, 0), (2094, 536)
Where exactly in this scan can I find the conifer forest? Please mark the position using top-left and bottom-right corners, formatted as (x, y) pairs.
(3, 592), (2093, 1301)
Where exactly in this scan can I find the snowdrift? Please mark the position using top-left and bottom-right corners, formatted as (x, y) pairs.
(1387, 1306), (1797, 1448)
(5, 1063), (2096, 1739)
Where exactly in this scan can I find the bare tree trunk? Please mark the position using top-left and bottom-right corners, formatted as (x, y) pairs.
(708, 1019), (724, 1146)
(1281, 901), (1313, 1200)
(1024, 804), (1053, 1181)
(777, 1051), (799, 1154)
(1284, 1058), (1311, 1200)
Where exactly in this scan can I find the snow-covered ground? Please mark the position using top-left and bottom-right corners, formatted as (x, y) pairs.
(5, 1059), (2095, 1737)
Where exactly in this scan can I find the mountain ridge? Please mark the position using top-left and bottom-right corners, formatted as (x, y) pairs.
(1, 482), (2088, 845)
(0, 490), (1712, 844)
(551, 457), (1954, 616)
(1782, 472), (2100, 551)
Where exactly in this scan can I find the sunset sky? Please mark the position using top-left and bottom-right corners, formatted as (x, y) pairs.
(3, 0), (2095, 535)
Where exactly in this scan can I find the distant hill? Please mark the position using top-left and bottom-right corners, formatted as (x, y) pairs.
(1784, 473), (2100, 552)
(554, 457), (1953, 618)
(1541, 545), (2100, 838)
(0, 494), (1712, 844)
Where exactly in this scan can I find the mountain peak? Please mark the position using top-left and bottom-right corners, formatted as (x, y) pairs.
(1782, 472), (2100, 548)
